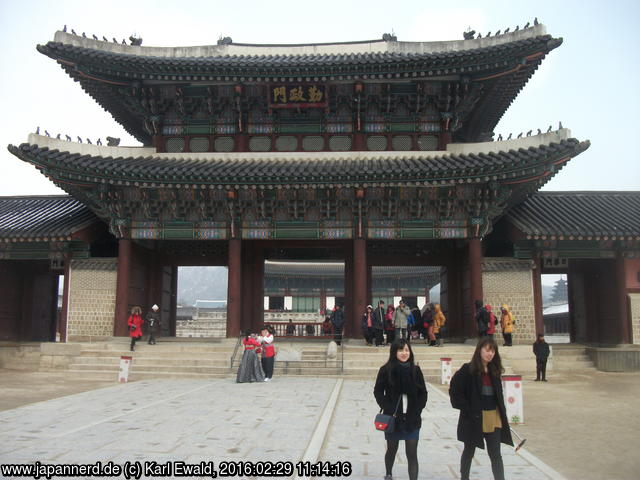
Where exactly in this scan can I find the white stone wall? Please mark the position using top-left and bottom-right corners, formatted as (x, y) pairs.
(67, 259), (117, 341)
(630, 293), (640, 345)
(482, 259), (536, 345)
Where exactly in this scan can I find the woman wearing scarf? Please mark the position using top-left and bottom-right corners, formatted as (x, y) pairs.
(374, 339), (428, 480)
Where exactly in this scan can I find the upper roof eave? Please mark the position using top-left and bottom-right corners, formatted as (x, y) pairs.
(47, 25), (550, 59)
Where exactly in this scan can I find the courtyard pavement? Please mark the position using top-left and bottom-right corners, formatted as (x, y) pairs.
(0, 376), (565, 480)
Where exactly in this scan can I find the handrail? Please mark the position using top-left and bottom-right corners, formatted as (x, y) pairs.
(229, 335), (243, 370)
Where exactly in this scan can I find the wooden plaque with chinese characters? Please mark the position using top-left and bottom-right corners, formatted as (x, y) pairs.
(269, 84), (328, 109)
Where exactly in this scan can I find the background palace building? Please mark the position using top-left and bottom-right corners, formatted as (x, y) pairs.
(2, 25), (640, 354)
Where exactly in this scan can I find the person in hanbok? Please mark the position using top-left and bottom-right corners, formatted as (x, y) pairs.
(236, 332), (265, 383)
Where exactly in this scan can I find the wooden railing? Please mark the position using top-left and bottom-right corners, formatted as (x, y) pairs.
(267, 322), (335, 338)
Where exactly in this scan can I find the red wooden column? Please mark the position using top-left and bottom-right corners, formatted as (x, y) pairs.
(532, 254), (544, 335)
(227, 238), (242, 338)
(114, 239), (132, 337)
(353, 238), (367, 337)
(468, 238), (483, 338)
(251, 243), (265, 332)
(59, 253), (72, 342)
(616, 251), (631, 344)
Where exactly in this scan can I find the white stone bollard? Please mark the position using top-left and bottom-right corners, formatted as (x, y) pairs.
(502, 375), (524, 424)
(118, 355), (132, 383)
(440, 357), (452, 385)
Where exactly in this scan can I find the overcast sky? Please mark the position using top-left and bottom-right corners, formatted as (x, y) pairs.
(1, 0), (638, 196)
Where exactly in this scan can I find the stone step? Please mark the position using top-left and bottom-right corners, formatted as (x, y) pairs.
(550, 346), (589, 356)
(69, 363), (230, 374)
(232, 360), (342, 369)
(71, 356), (231, 368)
(77, 351), (234, 361)
(129, 372), (229, 380)
(77, 344), (233, 353)
(552, 359), (595, 369)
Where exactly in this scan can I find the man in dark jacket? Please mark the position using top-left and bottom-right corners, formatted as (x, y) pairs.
(372, 300), (386, 346)
(330, 304), (345, 346)
(533, 334), (550, 381)
(146, 304), (160, 345)
(474, 299), (489, 337)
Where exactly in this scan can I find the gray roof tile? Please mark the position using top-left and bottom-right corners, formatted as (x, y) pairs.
(507, 191), (640, 238)
(0, 195), (99, 241)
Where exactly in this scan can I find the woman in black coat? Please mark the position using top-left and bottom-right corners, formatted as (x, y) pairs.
(449, 337), (513, 480)
(374, 338), (428, 480)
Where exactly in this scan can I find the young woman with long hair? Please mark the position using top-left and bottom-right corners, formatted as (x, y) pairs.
(374, 338), (428, 480)
(449, 337), (513, 480)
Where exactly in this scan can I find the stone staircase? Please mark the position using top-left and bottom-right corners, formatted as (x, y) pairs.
(64, 338), (235, 381)
(24, 338), (596, 383)
(548, 344), (597, 372)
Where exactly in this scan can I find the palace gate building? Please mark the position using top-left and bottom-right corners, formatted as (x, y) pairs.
(2, 25), (640, 348)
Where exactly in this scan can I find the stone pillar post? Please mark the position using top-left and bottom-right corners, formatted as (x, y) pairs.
(468, 238), (483, 338)
(353, 238), (367, 337)
(114, 239), (131, 337)
(227, 238), (242, 338)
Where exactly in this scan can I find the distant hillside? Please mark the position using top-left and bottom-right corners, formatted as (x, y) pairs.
(177, 267), (228, 306)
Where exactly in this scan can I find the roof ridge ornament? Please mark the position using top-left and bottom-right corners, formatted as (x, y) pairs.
(217, 36), (233, 46)
(382, 32), (397, 42)
(466, 19), (541, 39)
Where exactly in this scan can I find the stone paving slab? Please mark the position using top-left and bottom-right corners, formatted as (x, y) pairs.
(0, 378), (335, 479)
(0, 377), (566, 480)
(319, 379), (566, 480)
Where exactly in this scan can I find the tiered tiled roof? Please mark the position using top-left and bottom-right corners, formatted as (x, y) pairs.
(507, 191), (640, 240)
(0, 195), (99, 242)
(36, 26), (561, 143)
(8, 131), (589, 189)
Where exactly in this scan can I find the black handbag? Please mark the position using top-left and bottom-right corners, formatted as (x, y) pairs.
(374, 396), (401, 433)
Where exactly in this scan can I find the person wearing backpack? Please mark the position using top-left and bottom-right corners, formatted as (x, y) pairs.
(474, 300), (489, 337)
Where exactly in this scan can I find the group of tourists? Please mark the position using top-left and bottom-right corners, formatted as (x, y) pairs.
(236, 325), (276, 383)
(474, 301), (517, 347)
(362, 299), (447, 347)
(127, 304), (160, 351)
(375, 336), (513, 480)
